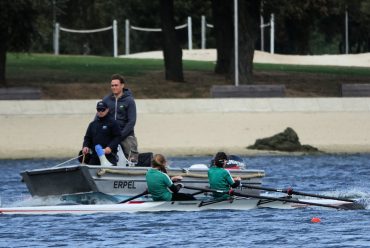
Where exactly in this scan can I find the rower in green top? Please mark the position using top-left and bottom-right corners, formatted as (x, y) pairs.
(208, 152), (241, 199)
(146, 154), (196, 201)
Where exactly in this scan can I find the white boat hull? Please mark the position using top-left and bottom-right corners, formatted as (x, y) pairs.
(0, 198), (350, 215)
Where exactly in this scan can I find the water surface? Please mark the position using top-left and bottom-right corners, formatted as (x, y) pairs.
(1, 154), (370, 247)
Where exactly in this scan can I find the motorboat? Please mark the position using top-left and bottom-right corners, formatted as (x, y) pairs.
(20, 154), (265, 204)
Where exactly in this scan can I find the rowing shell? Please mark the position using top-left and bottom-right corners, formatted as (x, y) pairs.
(0, 198), (350, 215)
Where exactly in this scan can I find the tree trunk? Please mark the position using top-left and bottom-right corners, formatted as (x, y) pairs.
(0, 48), (6, 86)
(0, 29), (7, 86)
(212, 0), (233, 75)
(160, 0), (184, 82)
(238, 0), (260, 84)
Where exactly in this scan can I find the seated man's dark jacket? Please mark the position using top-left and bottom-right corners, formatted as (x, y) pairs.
(83, 115), (122, 165)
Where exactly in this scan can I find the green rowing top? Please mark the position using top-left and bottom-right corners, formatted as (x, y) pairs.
(208, 166), (235, 199)
(146, 168), (173, 201)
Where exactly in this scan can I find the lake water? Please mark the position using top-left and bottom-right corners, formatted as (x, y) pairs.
(1, 154), (370, 247)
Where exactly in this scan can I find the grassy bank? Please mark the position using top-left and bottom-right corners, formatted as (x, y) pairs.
(5, 53), (370, 99)
(7, 53), (213, 84)
(254, 63), (370, 77)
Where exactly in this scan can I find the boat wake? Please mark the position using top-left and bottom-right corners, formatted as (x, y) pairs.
(333, 187), (370, 200)
(261, 187), (370, 210)
(2, 193), (120, 208)
(2, 195), (67, 208)
(324, 188), (370, 209)
(336, 188), (370, 210)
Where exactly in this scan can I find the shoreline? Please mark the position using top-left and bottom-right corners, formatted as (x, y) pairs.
(2, 151), (370, 160)
(1, 98), (370, 159)
(1, 142), (369, 160)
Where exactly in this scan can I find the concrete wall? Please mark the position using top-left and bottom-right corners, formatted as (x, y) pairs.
(2, 98), (370, 115)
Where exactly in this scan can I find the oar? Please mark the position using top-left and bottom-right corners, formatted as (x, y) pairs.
(191, 190), (207, 196)
(243, 185), (366, 210)
(183, 185), (362, 210)
(242, 185), (356, 203)
(53, 154), (84, 168)
(119, 190), (148, 204)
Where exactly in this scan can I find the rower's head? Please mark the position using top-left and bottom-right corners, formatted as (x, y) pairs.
(214, 152), (228, 168)
(152, 154), (167, 169)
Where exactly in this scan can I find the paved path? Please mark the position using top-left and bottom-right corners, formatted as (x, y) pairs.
(1, 98), (370, 158)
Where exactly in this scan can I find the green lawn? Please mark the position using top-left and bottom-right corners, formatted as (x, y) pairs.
(6, 53), (369, 85)
(254, 63), (370, 76)
(6, 53), (213, 84)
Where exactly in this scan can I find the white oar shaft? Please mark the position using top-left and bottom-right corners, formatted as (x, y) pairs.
(53, 155), (83, 168)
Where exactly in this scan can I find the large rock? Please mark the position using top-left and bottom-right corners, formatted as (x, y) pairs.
(247, 127), (319, 152)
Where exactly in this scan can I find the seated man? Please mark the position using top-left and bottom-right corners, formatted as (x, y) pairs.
(82, 101), (121, 165)
(146, 154), (195, 201)
(208, 152), (241, 199)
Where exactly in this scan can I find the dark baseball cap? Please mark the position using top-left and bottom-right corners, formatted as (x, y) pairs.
(96, 101), (108, 110)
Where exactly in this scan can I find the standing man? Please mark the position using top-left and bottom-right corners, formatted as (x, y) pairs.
(82, 101), (121, 165)
(102, 74), (138, 163)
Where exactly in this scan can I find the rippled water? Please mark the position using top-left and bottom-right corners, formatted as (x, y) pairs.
(1, 154), (370, 247)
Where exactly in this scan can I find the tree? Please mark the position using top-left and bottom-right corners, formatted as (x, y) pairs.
(160, 0), (184, 82)
(0, 1), (41, 86)
(212, 0), (260, 84)
(238, 0), (261, 84)
(212, 0), (233, 75)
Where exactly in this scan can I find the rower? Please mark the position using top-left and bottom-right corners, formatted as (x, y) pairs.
(208, 152), (242, 199)
(145, 154), (196, 201)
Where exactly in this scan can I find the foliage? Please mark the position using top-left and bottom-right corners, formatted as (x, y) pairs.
(24, 0), (369, 56)
(0, 0), (48, 84)
(31, 0), (213, 55)
(262, 0), (370, 54)
(0, 0), (43, 52)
